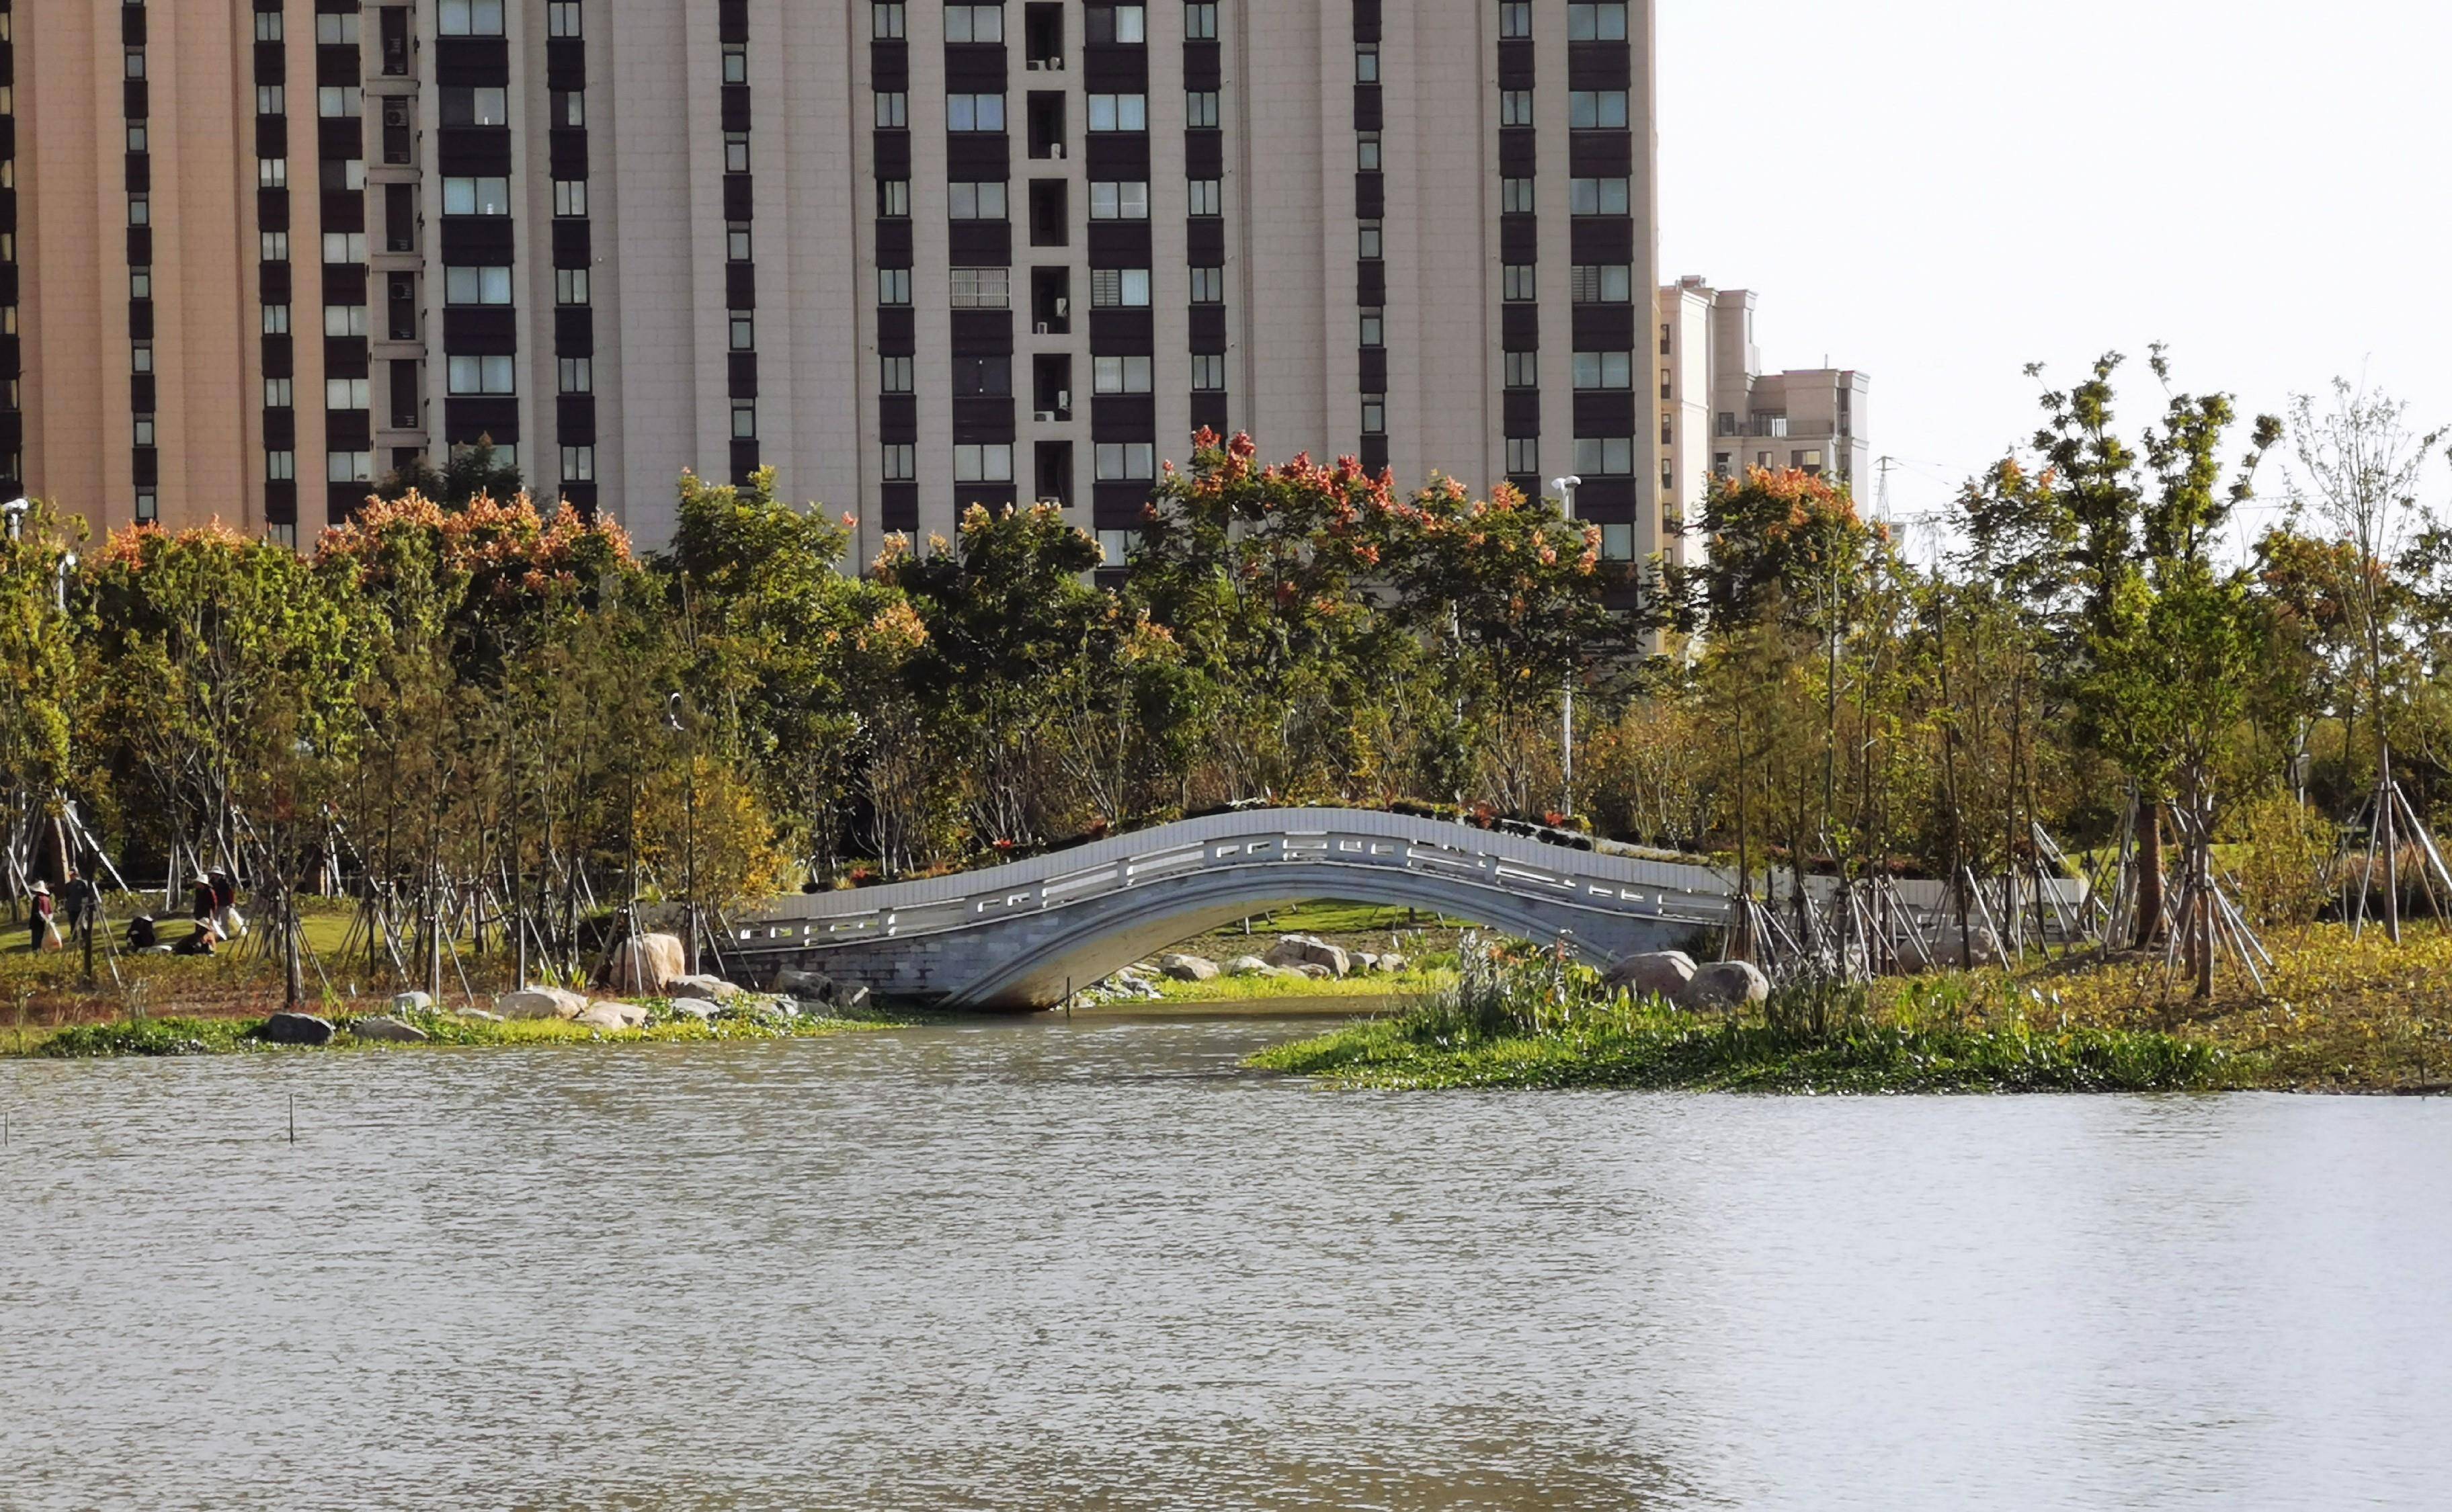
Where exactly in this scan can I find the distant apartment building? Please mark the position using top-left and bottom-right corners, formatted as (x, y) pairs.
(1658, 274), (1870, 554)
(5, 0), (1672, 565)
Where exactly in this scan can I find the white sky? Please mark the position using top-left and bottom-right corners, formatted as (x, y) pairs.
(1658, 0), (2452, 562)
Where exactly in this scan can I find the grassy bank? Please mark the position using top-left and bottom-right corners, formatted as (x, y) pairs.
(1251, 925), (2452, 1095)
(17, 1001), (901, 1059)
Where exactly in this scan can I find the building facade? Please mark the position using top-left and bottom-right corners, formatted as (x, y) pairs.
(9, 0), (1666, 562)
(1658, 274), (1871, 544)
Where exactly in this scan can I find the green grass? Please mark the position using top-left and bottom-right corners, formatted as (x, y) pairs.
(1150, 961), (1456, 1003)
(1248, 948), (2246, 1094)
(19, 1001), (905, 1059)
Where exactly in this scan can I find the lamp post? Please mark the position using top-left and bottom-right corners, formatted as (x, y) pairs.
(2, 497), (28, 542)
(665, 692), (698, 976)
(1549, 474), (1582, 821)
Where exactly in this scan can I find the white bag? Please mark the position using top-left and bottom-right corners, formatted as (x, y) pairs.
(217, 905), (248, 939)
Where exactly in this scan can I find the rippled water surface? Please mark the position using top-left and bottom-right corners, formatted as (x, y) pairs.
(5, 1012), (2449, 1510)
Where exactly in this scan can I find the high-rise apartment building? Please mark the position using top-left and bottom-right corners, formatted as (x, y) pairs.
(9, 0), (1665, 562)
(1659, 274), (1870, 547)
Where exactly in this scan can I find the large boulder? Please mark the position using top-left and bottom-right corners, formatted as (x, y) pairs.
(670, 973), (745, 1001)
(390, 991), (434, 1014)
(1159, 953), (1220, 982)
(257, 1012), (335, 1047)
(1223, 956), (1274, 978)
(1378, 952), (1409, 975)
(575, 1001), (647, 1032)
(604, 933), (686, 995)
(350, 1016), (429, 1044)
(1681, 960), (1770, 1010)
(1604, 951), (1698, 1003)
(499, 986), (589, 1021)
(665, 998), (720, 1023)
(1265, 934), (1350, 978)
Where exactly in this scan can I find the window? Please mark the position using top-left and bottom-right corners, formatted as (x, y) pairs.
(1185, 3), (1217, 39)
(1602, 523), (1634, 560)
(548, 2), (585, 39)
(948, 93), (1006, 132)
(1500, 89), (1534, 127)
(316, 12), (362, 44)
(946, 5), (1004, 42)
(722, 44), (747, 84)
(1358, 220), (1383, 259)
(1359, 307), (1385, 347)
(321, 232), (368, 263)
(1090, 267), (1151, 307)
(259, 231), (290, 261)
(556, 269), (591, 306)
(1190, 353), (1226, 391)
(727, 222), (753, 261)
(1567, 3), (1630, 41)
(1361, 394), (1387, 435)
(1186, 91), (1219, 128)
(1355, 44), (1380, 83)
(141, 494), (167, 528)
(441, 88), (509, 127)
(318, 86), (364, 120)
(443, 177), (512, 216)
(1098, 529), (1131, 564)
(950, 267), (1012, 308)
(255, 85), (286, 115)
(1089, 181), (1149, 220)
(729, 311), (755, 350)
(878, 178), (911, 216)
(442, 266), (512, 306)
(1095, 442), (1156, 480)
(326, 377), (372, 410)
(324, 303), (371, 335)
(1573, 351), (1633, 390)
(266, 450), (296, 481)
(1661, 323), (1674, 355)
(439, 0), (506, 36)
(1502, 264), (1537, 302)
(725, 133), (751, 173)
(265, 377), (294, 408)
(874, 91), (908, 128)
(883, 443), (917, 481)
(127, 122), (149, 153)
(1574, 436), (1635, 475)
(878, 267), (913, 305)
(1358, 133), (1383, 171)
(255, 11), (284, 41)
(134, 417), (157, 448)
(1569, 177), (1631, 215)
(731, 403), (757, 439)
(558, 358), (593, 393)
(1093, 355), (1153, 394)
(1506, 437), (1541, 474)
(1189, 266), (1225, 304)
(1500, 177), (1535, 214)
(1569, 90), (1630, 129)
(1499, 2), (1531, 39)
(554, 91), (585, 127)
(949, 181), (1008, 220)
(259, 157), (289, 188)
(321, 158), (368, 193)
(124, 47), (148, 83)
(127, 196), (151, 228)
(561, 446), (596, 482)
(328, 451), (375, 484)
(954, 444), (1014, 482)
(1505, 350), (1539, 389)
(554, 179), (588, 218)
(881, 355), (914, 393)
(1088, 94), (1148, 132)
(263, 304), (292, 335)
(1570, 263), (1633, 302)
(1085, 5), (1146, 44)
(873, 5), (907, 42)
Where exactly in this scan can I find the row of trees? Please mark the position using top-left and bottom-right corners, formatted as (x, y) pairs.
(2, 364), (2445, 995)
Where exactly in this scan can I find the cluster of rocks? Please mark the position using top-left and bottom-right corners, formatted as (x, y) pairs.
(1600, 950), (1770, 1011)
(1127, 935), (1413, 987)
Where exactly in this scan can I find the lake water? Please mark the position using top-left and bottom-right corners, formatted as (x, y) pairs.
(5, 1010), (2449, 1510)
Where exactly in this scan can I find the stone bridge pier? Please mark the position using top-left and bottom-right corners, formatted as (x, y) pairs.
(721, 808), (1733, 1010)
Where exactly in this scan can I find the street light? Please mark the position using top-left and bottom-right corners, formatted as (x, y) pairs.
(2, 497), (28, 542)
(1549, 476), (1584, 823)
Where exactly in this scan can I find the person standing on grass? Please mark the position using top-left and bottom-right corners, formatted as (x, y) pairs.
(29, 882), (59, 952)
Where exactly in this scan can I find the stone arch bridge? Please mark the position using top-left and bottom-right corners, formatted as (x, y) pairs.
(721, 808), (1739, 1009)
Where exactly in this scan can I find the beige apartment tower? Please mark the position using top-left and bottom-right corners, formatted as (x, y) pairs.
(7, 0), (1667, 562)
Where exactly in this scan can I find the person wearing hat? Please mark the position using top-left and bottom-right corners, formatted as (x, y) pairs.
(190, 873), (216, 925)
(28, 882), (59, 952)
